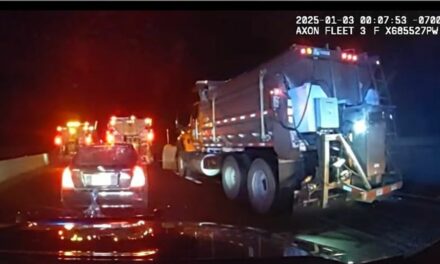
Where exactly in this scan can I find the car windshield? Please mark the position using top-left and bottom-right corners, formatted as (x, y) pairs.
(73, 145), (137, 167)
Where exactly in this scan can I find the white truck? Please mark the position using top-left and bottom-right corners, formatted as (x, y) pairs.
(54, 121), (97, 157)
(163, 44), (402, 214)
(106, 115), (154, 164)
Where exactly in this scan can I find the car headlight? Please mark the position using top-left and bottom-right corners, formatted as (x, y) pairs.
(353, 120), (367, 134)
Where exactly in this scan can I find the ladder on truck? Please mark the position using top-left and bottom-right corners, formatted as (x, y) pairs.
(368, 61), (402, 182)
(369, 62), (398, 139)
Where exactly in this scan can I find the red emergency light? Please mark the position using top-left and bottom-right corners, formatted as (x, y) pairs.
(85, 135), (93, 145)
(110, 116), (117, 126)
(144, 118), (152, 127)
(146, 130), (154, 142)
(270, 88), (282, 96)
(54, 135), (62, 146)
(106, 131), (115, 144)
(341, 52), (358, 62)
(299, 47), (313, 56)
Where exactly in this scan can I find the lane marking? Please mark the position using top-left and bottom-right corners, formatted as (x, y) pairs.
(184, 176), (203, 185)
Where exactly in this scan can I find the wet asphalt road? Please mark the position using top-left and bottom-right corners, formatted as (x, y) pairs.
(1, 161), (440, 262)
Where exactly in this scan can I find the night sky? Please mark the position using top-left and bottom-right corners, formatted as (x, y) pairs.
(0, 11), (439, 151)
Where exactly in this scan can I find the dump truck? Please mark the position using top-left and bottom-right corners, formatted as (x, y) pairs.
(106, 115), (154, 164)
(54, 121), (97, 157)
(162, 44), (402, 214)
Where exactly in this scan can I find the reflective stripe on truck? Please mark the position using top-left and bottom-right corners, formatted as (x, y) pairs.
(347, 181), (403, 203)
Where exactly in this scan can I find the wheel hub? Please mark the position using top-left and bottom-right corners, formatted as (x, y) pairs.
(224, 166), (236, 188)
(252, 169), (269, 202)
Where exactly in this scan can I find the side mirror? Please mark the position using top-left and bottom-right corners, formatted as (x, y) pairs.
(188, 115), (195, 127)
(174, 118), (184, 133)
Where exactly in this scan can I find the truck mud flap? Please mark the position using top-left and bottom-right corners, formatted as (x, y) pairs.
(162, 144), (177, 170)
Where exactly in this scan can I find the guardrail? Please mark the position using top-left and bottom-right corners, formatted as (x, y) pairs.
(0, 153), (49, 185)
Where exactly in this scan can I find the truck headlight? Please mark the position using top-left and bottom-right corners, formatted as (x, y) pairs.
(353, 120), (367, 134)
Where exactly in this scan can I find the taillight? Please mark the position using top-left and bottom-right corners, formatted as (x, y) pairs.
(54, 135), (62, 146)
(85, 135), (93, 145)
(341, 52), (358, 63)
(144, 118), (152, 127)
(62, 167), (74, 189)
(106, 131), (115, 144)
(130, 166), (145, 187)
(110, 116), (117, 126)
(146, 130), (154, 142)
(270, 88), (282, 96)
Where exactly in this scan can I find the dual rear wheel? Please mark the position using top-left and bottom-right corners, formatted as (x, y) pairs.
(221, 155), (281, 214)
(177, 150), (290, 214)
(222, 155), (250, 200)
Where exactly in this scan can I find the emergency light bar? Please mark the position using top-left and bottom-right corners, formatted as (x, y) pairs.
(297, 46), (359, 63)
(299, 46), (330, 57)
(67, 121), (81, 127)
(109, 116), (154, 126)
(341, 52), (358, 62)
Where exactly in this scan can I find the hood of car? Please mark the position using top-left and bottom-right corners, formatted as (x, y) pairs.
(0, 217), (345, 262)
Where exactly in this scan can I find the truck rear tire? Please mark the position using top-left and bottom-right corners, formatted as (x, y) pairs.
(222, 155), (250, 200)
(247, 158), (277, 214)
